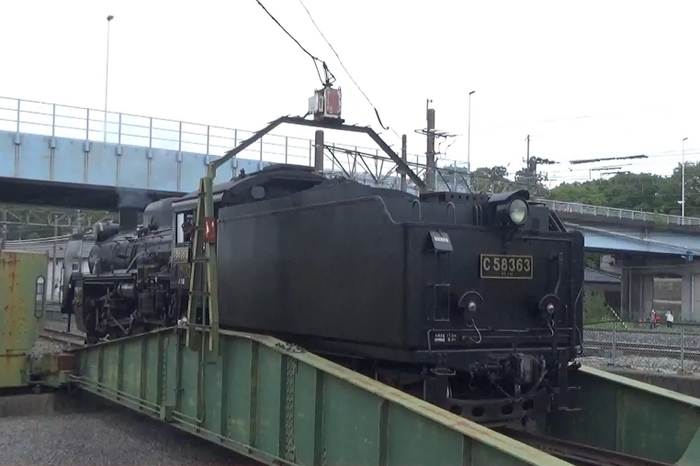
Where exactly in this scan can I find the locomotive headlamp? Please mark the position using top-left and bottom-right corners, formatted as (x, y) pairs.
(508, 199), (529, 226)
(487, 189), (531, 227)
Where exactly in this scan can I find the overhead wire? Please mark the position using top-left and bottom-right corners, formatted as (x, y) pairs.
(254, 0), (697, 180)
(295, 0), (397, 136)
(252, 0), (335, 87)
(548, 156), (700, 179)
(462, 106), (695, 137)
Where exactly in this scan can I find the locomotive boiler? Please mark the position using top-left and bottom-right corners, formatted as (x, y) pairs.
(61, 163), (585, 428)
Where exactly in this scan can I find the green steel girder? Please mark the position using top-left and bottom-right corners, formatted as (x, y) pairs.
(185, 176), (219, 354)
(69, 328), (572, 466)
(546, 365), (700, 466)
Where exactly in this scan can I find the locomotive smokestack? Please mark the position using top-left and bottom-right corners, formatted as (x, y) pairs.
(119, 207), (139, 232)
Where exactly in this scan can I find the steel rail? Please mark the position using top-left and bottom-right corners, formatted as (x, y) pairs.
(498, 427), (671, 466)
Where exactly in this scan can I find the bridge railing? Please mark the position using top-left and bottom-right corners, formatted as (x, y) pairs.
(0, 96), (472, 188)
(0, 96), (484, 193)
(538, 199), (700, 226)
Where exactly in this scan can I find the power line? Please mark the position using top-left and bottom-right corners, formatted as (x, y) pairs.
(295, 0), (395, 135)
(252, 0), (335, 87)
(463, 107), (693, 135)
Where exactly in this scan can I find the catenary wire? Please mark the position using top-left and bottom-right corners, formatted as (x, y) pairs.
(252, 0), (334, 87)
(296, 0), (397, 136)
(249, 1), (698, 183)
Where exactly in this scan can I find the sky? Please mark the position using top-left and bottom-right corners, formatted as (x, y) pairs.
(1, 0), (699, 187)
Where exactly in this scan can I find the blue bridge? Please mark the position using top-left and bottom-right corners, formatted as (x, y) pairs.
(0, 96), (437, 208)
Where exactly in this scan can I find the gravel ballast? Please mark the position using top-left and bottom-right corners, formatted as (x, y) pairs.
(582, 328), (700, 374)
(0, 407), (259, 466)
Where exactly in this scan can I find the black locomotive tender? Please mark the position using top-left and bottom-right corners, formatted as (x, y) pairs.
(61, 163), (585, 427)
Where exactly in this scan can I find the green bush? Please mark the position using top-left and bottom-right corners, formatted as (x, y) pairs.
(583, 289), (611, 324)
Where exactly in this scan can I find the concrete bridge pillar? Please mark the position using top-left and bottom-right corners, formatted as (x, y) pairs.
(621, 269), (654, 321)
(681, 270), (700, 322)
(642, 274), (654, 317)
(621, 269), (638, 321)
(621, 268), (630, 320)
(693, 274), (700, 321)
(620, 258), (700, 323)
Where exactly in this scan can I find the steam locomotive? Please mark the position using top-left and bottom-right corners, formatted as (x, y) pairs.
(61, 163), (585, 427)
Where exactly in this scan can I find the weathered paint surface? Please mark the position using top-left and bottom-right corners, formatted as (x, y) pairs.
(71, 329), (572, 466)
(0, 250), (48, 388)
(547, 365), (700, 465)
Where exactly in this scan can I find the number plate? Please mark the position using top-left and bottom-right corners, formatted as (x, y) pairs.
(480, 254), (533, 279)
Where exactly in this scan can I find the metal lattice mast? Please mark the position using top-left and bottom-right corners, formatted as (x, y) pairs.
(185, 170), (219, 353)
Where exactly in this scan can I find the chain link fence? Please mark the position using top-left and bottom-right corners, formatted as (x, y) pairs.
(582, 320), (700, 374)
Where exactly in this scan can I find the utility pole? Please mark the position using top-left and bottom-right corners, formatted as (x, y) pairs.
(0, 209), (6, 250)
(526, 134), (530, 166)
(314, 130), (324, 173)
(415, 100), (455, 192)
(400, 134), (407, 191)
(52, 215), (58, 301)
(426, 99), (436, 190)
(525, 135), (531, 191)
(467, 90), (475, 188)
(104, 15), (114, 143)
(683, 137), (688, 218)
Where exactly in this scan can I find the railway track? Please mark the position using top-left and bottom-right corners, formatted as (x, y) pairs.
(498, 427), (671, 466)
(39, 328), (85, 348)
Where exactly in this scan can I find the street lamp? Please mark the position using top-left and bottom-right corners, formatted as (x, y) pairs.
(682, 137), (688, 218)
(104, 15), (114, 143)
(467, 90), (475, 185)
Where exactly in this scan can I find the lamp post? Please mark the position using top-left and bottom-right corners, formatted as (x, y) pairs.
(467, 90), (475, 186)
(682, 137), (688, 218)
(104, 15), (114, 143)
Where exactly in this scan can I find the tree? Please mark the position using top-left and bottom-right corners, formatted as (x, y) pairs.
(471, 166), (511, 193)
(444, 159), (700, 216)
(547, 162), (700, 217)
(583, 289), (612, 324)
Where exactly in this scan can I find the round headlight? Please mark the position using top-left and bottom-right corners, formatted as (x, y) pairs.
(508, 199), (529, 225)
